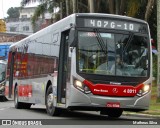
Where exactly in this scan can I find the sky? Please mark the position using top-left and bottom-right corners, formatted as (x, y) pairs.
(0, 0), (39, 19)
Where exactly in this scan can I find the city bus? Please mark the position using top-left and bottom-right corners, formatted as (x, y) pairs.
(0, 60), (7, 101)
(6, 13), (152, 118)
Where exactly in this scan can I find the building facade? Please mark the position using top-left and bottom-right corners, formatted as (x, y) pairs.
(0, 32), (27, 60)
(6, 18), (33, 35)
(6, 6), (53, 35)
(6, 7), (37, 35)
(0, 32), (27, 43)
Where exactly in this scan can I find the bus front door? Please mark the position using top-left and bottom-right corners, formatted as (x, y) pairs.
(57, 30), (70, 104)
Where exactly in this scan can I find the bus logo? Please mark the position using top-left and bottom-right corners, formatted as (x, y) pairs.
(112, 88), (118, 93)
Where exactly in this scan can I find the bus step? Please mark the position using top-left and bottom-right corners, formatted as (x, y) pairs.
(61, 98), (66, 104)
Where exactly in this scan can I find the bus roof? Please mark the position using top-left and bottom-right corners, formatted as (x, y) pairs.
(75, 13), (147, 24)
(9, 13), (148, 52)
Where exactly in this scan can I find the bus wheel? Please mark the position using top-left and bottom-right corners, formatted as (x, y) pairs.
(14, 86), (23, 109)
(46, 86), (61, 116)
(107, 109), (123, 118)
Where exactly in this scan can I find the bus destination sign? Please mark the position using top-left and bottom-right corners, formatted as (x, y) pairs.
(78, 18), (147, 33)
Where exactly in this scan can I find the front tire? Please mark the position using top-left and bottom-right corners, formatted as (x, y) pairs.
(14, 86), (23, 109)
(46, 86), (61, 116)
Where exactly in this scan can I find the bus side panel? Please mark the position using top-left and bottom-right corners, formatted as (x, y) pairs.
(12, 30), (61, 105)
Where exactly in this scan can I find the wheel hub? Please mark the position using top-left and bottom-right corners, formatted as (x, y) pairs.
(14, 92), (18, 104)
(47, 94), (54, 108)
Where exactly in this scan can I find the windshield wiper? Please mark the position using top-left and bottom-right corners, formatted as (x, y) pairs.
(123, 32), (134, 53)
(94, 28), (108, 55)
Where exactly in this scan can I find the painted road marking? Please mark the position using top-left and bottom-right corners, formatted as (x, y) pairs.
(0, 107), (10, 111)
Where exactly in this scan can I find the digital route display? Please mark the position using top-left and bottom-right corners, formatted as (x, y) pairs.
(77, 17), (148, 33)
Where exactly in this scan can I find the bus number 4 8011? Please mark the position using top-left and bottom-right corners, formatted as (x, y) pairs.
(123, 89), (136, 94)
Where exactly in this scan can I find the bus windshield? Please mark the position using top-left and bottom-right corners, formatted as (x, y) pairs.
(0, 63), (6, 82)
(77, 31), (149, 77)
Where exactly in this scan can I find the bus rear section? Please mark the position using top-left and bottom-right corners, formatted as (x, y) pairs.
(7, 13), (152, 118)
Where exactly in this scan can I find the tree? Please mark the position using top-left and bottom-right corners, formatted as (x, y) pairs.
(89, 0), (95, 13)
(66, 0), (69, 16)
(145, 0), (155, 21)
(72, 0), (77, 13)
(7, 7), (20, 18)
(127, 0), (140, 17)
(0, 19), (6, 32)
(107, 0), (127, 15)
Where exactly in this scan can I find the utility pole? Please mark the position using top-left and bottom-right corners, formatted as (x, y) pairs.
(157, 0), (160, 102)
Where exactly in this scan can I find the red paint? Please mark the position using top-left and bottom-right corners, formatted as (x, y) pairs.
(5, 84), (32, 98)
(83, 80), (144, 97)
(18, 85), (32, 97)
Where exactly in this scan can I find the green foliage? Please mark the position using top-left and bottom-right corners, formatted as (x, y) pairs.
(32, 2), (47, 26)
(78, 0), (89, 13)
(21, 0), (33, 7)
(149, 1), (157, 44)
(7, 7), (20, 18)
(127, 0), (140, 17)
(153, 54), (157, 79)
(0, 19), (6, 32)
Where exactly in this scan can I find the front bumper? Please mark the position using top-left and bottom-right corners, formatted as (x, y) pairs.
(67, 86), (151, 111)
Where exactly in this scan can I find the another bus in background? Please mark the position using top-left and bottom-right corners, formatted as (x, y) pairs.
(0, 42), (13, 101)
(0, 60), (7, 101)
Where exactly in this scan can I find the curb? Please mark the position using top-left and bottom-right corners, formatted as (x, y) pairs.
(123, 112), (160, 118)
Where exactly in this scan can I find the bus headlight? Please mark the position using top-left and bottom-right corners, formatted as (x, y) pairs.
(143, 84), (150, 92)
(137, 84), (151, 97)
(75, 80), (83, 88)
(74, 80), (91, 94)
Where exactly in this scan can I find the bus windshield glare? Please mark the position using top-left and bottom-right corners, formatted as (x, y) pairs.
(0, 63), (6, 82)
(77, 31), (149, 77)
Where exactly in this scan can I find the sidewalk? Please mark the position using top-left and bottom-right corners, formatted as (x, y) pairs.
(123, 110), (160, 118)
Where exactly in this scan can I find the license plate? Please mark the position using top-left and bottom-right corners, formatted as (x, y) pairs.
(106, 102), (120, 108)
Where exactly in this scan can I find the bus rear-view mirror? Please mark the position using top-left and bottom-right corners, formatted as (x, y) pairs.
(68, 28), (77, 47)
